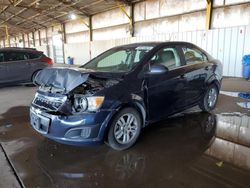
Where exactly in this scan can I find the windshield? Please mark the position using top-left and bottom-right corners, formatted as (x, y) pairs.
(81, 46), (154, 72)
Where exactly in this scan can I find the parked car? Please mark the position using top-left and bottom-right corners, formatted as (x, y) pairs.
(30, 42), (222, 150)
(0, 47), (52, 85)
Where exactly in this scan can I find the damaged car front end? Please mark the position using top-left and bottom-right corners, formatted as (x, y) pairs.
(30, 68), (122, 145)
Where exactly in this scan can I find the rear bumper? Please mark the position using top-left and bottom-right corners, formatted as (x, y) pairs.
(30, 106), (115, 146)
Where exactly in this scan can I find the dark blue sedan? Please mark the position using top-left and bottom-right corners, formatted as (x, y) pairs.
(30, 42), (222, 150)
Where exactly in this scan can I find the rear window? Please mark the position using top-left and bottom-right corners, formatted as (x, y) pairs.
(182, 46), (208, 65)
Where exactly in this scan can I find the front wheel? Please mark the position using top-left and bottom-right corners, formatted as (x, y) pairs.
(199, 84), (219, 112)
(106, 108), (142, 151)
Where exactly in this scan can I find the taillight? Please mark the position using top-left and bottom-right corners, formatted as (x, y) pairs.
(41, 57), (53, 65)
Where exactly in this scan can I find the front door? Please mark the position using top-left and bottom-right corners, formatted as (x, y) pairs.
(146, 45), (187, 121)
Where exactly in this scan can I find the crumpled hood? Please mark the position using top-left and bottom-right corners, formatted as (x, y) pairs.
(34, 67), (89, 92)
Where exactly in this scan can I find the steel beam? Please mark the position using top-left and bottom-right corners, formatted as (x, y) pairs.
(206, 0), (213, 30)
(3, 9), (48, 28)
(115, 0), (134, 37)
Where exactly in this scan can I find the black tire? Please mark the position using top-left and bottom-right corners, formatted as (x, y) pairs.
(106, 108), (142, 151)
(31, 70), (41, 83)
(199, 84), (219, 112)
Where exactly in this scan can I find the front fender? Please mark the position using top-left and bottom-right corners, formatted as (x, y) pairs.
(113, 94), (147, 127)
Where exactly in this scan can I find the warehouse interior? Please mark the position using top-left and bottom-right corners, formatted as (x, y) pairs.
(1, 0), (250, 187)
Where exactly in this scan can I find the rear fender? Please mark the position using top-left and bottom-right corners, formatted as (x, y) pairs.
(206, 74), (221, 90)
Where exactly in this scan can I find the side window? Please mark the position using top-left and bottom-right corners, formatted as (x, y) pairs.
(4, 52), (28, 62)
(150, 47), (181, 70)
(28, 53), (41, 59)
(97, 50), (130, 68)
(182, 46), (208, 65)
(0, 53), (4, 62)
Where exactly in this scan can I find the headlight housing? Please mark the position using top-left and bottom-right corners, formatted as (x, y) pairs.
(74, 97), (88, 112)
(73, 95), (104, 112)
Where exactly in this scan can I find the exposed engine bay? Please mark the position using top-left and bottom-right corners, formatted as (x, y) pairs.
(32, 68), (119, 116)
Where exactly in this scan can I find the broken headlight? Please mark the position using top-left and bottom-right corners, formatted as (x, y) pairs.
(74, 96), (88, 112)
(74, 95), (104, 112)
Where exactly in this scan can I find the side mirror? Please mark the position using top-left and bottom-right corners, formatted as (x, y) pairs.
(147, 64), (168, 75)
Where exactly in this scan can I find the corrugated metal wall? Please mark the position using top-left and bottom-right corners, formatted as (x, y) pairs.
(89, 25), (250, 77)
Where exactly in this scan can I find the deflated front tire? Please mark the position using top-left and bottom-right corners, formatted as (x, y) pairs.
(106, 108), (142, 151)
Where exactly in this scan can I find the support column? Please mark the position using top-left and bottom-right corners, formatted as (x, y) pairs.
(27, 33), (30, 47)
(32, 32), (35, 47)
(89, 16), (93, 41)
(62, 23), (67, 44)
(22, 34), (25, 47)
(130, 3), (135, 37)
(38, 30), (41, 46)
(45, 28), (49, 57)
(14, 36), (17, 47)
(45, 28), (49, 46)
(5, 25), (10, 47)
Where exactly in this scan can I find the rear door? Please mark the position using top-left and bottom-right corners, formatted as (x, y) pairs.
(179, 44), (211, 105)
(146, 45), (188, 121)
(27, 52), (47, 74)
(4, 51), (31, 83)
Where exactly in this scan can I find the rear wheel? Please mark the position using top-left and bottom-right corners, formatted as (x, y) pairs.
(199, 84), (219, 112)
(31, 70), (41, 83)
(106, 108), (142, 151)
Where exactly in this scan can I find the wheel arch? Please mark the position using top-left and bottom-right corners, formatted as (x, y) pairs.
(31, 69), (42, 82)
(206, 75), (221, 91)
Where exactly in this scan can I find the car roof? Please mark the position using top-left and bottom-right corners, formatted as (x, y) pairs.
(0, 47), (42, 53)
(113, 41), (196, 48)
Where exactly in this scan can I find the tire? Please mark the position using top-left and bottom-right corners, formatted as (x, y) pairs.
(199, 84), (219, 112)
(106, 108), (142, 151)
(31, 70), (41, 83)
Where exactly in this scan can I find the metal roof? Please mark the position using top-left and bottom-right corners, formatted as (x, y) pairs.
(0, 0), (142, 39)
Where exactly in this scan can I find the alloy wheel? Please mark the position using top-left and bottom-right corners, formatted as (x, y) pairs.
(114, 113), (138, 144)
(207, 87), (217, 108)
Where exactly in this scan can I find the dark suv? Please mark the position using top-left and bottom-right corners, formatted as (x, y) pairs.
(30, 42), (222, 150)
(0, 47), (52, 85)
